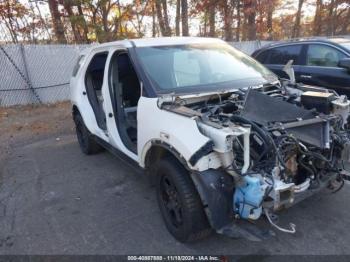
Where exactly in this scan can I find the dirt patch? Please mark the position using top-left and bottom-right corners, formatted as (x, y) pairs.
(0, 102), (74, 160)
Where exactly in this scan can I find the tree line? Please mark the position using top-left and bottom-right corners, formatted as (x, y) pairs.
(0, 0), (349, 44)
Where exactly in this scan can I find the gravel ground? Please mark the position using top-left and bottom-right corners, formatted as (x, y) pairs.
(0, 102), (350, 255)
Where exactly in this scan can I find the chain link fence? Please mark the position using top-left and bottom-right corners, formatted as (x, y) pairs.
(0, 41), (271, 107)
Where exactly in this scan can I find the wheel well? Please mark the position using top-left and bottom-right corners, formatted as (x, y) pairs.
(144, 144), (190, 184)
(145, 145), (173, 169)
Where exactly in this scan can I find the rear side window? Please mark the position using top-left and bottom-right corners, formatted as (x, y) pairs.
(306, 44), (346, 67)
(266, 45), (302, 65)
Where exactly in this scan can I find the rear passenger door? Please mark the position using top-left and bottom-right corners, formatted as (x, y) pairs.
(298, 44), (350, 96)
(258, 44), (303, 81)
(83, 52), (109, 134)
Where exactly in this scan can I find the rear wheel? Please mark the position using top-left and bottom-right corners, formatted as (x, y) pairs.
(73, 113), (103, 155)
(155, 157), (211, 242)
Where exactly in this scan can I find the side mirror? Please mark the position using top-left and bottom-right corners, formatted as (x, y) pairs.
(338, 58), (350, 72)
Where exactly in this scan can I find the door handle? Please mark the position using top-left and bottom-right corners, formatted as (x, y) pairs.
(300, 75), (312, 79)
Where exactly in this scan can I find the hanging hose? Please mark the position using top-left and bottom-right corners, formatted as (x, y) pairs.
(264, 209), (296, 234)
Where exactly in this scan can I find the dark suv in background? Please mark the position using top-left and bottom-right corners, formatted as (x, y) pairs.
(252, 38), (350, 96)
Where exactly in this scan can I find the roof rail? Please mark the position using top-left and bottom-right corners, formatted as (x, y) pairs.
(280, 35), (350, 42)
(259, 35), (350, 48)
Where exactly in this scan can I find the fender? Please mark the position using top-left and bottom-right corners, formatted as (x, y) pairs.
(137, 96), (211, 168)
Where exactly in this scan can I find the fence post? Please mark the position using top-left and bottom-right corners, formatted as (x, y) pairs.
(19, 44), (38, 104)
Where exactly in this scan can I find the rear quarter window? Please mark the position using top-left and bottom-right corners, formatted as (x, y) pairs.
(72, 55), (85, 77)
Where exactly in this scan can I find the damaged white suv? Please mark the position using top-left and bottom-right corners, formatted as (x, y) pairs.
(70, 37), (349, 242)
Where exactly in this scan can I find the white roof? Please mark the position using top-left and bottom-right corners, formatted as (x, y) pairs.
(94, 37), (225, 49)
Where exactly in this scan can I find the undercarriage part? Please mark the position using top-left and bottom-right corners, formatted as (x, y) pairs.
(264, 209), (296, 234)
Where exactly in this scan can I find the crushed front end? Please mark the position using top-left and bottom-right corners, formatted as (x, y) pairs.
(161, 82), (350, 237)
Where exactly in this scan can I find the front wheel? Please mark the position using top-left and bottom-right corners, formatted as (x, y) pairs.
(155, 157), (211, 242)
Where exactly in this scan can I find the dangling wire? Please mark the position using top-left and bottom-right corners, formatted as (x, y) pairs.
(264, 209), (296, 234)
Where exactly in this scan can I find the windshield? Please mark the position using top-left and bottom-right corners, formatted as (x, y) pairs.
(135, 43), (277, 94)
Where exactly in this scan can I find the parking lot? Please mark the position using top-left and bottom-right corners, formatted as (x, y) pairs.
(1, 102), (350, 255)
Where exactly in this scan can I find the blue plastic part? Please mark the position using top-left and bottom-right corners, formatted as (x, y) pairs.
(233, 175), (265, 220)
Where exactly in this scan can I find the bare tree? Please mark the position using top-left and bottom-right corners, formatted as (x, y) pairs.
(48, 0), (67, 43)
(76, 2), (89, 43)
(175, 0), (180, 36)
(339, 5), (350, 35)
(152, 0), (156, 37)
(208, 0), (216, 37)
(266, 0), (274, 40)
(326, 0), (335, 36)
(223, 0), (234, 41)
(2, 0), (19, 43)
(292, 0), (304, 38)
(162, 0), (171, 35)
(155, 0), (171, 36)
(181, 0), (189, 36)
(313, 0), (323, 36)
(235, 0), (241, 41)
(32, 0), (52, 42)
(244, 0), (257, 40)
(63, 0), (82, 43)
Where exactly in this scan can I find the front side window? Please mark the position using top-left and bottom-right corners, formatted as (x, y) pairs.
(306, 44), (346, 67)
(266, 45), (302, 65)
(135, 43), (275, 93)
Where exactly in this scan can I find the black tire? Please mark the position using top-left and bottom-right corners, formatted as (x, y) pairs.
(73, 113), (103, 155)
(155, 157), (211, 242)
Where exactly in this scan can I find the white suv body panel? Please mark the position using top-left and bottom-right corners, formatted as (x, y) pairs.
(137, 96), (211, 168)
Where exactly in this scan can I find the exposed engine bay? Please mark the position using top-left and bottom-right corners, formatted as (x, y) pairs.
(160, 82), (350, 233)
